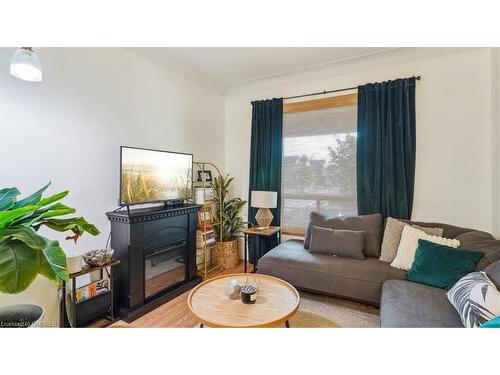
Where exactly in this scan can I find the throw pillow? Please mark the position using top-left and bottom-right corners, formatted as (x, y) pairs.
(304, 212), (382, 257)
(447, 272), (500, 328)
(379, 217), (444, 263)
(454, 231), (500, 271)
(480, 316), (500, 328)
(390, 225), (460, 271)
(406, 239), (484, 289)
(309, 226), (366, 260)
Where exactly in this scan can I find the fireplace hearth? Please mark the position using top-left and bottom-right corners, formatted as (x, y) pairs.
(106, 203), (202, 322)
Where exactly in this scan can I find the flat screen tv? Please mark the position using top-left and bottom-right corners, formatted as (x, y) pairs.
(120, 146), (193, 206)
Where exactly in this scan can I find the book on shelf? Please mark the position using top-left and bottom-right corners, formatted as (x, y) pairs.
(197, 241), (216, 248)
(197, 238), (216, 246)
(197, 227), (214, 233)
(74, 279), (109, 302)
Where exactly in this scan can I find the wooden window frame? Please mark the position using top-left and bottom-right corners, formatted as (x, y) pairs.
(283, 92), (357, 114)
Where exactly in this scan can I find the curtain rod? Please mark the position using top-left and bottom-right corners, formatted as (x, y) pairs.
(282, 75), (421, 101)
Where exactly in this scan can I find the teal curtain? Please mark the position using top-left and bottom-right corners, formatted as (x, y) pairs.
(248, 98), (283, 226)
(357, 77), (416, 219)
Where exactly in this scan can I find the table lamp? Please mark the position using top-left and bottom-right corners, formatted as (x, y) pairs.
(251, 191), (277, 229)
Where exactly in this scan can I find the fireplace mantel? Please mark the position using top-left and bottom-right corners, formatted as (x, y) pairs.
(106, 203), (202, 322)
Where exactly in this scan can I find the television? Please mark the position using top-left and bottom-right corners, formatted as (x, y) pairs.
(120, 146), (193, 206)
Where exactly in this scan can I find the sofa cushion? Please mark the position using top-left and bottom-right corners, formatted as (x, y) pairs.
(304, 212), (382, 257)
(309, 226), (366, 259)
(447, 272), (500, 328)
(406, 239), (484, 290)
(401, 220), (475, 240)
(455, 231), (500, 270)
(391, 225), (460, 271)
(257, 239), (405, 304)
(480, 316), (500, 328)
(380, 217), (444, 263)
(484, 260), (500, 286)
(380, 279), (463, 327)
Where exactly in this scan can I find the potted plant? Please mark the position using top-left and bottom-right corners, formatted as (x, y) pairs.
(210, 174), (246, 270)
(0, 183), (99, 327)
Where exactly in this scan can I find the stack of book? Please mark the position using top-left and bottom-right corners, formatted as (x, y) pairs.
(196, 228), (217, 267)
(197, 228), (216, 248)
(74, 279), (109, 302)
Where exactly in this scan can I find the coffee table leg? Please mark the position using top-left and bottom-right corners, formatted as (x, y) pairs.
(285, 320), (290, 328)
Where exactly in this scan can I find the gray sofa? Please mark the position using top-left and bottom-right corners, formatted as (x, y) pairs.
(257, 220), (500, 327)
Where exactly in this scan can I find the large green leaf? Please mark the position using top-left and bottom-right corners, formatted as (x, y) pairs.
(0, 205), (38, 229)
(13, 203), (76, 227)
(11, 182), (50, 209)
(37, 191), (69, 207)
(38, 216), (101, 237)
(0, 227), (47, 249)
(0, 240), (39, 294)
(0, 185), (99, 293)
(0, 187), (20, 211)
(39, 240), (68, 282)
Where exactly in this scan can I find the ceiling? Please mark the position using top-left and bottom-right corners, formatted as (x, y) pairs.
(128, 47), (394, 93)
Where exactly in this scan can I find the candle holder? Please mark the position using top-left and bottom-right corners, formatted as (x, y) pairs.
(240, 284), (257, 304)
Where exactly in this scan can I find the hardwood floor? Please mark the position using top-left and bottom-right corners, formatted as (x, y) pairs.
(110, 261), (254, 328)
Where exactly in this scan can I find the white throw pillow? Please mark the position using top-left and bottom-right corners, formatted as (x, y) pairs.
(447, 272), (500, 328)
(390, 225), (460, 270)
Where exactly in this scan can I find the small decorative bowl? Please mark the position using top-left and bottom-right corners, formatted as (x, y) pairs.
(83, 249), (114, 267)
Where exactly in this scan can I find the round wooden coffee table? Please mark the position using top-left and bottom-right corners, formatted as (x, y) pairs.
(188, 273), (300, 328)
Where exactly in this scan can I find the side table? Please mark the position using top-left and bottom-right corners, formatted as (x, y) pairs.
(243, 226), (281, 273)
(60, 259), (120, 327)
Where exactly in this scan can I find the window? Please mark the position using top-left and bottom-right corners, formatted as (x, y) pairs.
(281, 94), (357, 235)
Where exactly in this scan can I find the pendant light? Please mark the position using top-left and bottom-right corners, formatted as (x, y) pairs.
(10, 47), (43, 82)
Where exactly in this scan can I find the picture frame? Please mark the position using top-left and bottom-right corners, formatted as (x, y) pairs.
(197, 208), (213, 227)
(197, 170), (212, 182)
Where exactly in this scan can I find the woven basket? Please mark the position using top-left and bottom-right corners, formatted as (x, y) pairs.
(212, 239), (239, 270)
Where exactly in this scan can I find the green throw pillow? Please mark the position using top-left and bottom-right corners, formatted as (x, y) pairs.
(480, 316), (500, 328)
(405, 239), (484, 290)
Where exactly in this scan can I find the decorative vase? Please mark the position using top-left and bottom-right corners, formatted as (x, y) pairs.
(66, 253), (82, 274)
(212, 238), (239, 270)
(0, 304), (44, 328)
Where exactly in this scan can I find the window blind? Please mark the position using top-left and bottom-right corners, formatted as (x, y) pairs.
(281, 104), (358, 233)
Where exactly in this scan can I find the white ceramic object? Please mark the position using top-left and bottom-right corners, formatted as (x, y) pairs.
(66, 254), (82, 274)
(226, 278), (241, 299)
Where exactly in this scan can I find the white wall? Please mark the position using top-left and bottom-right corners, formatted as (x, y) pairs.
(225, 48), (499, 237)
(0, 48), (225, 323)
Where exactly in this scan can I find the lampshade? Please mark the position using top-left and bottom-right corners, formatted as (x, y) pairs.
(251, 191), (277, 208)
(10, 47), (42, 82)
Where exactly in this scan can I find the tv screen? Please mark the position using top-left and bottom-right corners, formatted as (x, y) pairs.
(120, 146), (193, 205)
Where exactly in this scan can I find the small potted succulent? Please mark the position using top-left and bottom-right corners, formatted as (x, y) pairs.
(210, 175), (246, 269)
(0, 183), (99, 327)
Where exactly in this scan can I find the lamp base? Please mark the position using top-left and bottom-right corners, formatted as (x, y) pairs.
(255, 208), (273, 229)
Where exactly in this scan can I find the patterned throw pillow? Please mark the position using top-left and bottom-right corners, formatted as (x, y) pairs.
(379, 217), (444, 263)
(391, 225), (459, 270)
(447, 272), (500, 328)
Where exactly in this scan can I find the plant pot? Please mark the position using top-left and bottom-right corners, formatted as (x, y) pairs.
(212, 238), (239, 270)
(0, 304), (44, 328)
